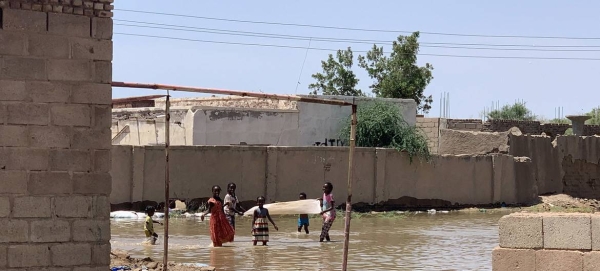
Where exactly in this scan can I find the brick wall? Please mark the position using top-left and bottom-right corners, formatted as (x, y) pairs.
(0, 2), (112, 270)
(480, 119), (600, 137)
(493, 213), (600, 271)
(416, 117), (443, 154)
(446, 118), (482, 131)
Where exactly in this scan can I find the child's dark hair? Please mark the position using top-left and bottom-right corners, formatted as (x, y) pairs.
(257, 196), (266, 202)
(299, 192), (307, 198)
(325, 182), (333, 190)
(145, 206), (156, 213)
(212, 185), (221, 192)
(227, 183), (236, 189)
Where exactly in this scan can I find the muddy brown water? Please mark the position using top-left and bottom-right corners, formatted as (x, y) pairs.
(110, 211), (509, 271)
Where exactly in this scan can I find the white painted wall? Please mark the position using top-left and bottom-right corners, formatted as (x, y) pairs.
(296, 95), (417, 146)
(112, 96), (416, 147)
(191, 107), (300, 146)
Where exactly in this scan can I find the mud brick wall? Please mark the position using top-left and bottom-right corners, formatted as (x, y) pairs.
(0, 3), (112, 270)
(0, 0), (114, 18)
(481, 119), (600, 137)
(493, 213), (600, 271)
(446, 118), (482, 131)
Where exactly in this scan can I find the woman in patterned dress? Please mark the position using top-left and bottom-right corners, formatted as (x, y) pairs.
(201, 185), (235, 247)
(252, 196), (278, 246)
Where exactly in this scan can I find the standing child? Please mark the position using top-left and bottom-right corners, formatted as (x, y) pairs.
(144, 206), (163, 245)
(297, 192), (309, 234)
(252, 196), (278, 246)
(318, 182), (335, 242)
(201, 185), (235, 247)
(224, 182), (246, 234)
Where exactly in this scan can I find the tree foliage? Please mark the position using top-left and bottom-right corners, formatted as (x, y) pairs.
(309, 47), (363, 96)
(339, 101), (430, 162)
(586, 107), (600, 125)
(358, 32), (434, 113)
(487, 102), (536, 121)
(309, 32), (434, 113)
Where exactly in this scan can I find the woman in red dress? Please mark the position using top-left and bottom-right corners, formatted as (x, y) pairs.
(201, 185), (235, 247)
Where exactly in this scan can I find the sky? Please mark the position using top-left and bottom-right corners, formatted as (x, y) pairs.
(113, 1), (600, 119)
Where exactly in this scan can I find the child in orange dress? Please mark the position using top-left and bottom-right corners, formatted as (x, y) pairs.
(200, 185), (235, 247)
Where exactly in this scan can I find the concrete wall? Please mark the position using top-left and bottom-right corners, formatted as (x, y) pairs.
(506, 135), (600, 199)
(113, 96), (417, 147)
(0, 3), (113, 270)
(557, 136), (600, 199)
(111, 107), (189, 145)
(110, 145), (537, 208)
(493, 213), (600, 271)
(191, 107), (299, 146)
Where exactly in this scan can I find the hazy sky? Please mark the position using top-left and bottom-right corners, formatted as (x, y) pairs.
(113, 1), (600, 119)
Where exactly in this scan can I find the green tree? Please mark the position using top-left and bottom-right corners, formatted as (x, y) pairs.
(487, 102), (536, 121)
(339, 101), (430, 162)
(586, 107), (600, 125)
(309, 47), (363, 96)
(358, 32), (434, 113)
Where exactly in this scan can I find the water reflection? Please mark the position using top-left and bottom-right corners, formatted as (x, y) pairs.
(111, 212), (506, 270)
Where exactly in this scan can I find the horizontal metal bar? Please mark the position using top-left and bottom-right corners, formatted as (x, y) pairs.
(111, 82), (353, 106)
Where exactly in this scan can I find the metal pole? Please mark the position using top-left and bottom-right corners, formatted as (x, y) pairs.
(341, 104), (357, 271)
(163, 91), (171, 269)
(439, 92), (442, 118)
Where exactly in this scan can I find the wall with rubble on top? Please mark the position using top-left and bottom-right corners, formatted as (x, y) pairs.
(493, 212), (600, 271)
(0, 3), (113, 270)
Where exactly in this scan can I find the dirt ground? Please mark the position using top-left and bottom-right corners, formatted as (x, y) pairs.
(111, 250), (216, 271)
(525, 194), (600, 213)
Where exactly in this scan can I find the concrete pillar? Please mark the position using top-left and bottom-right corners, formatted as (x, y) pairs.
(566, 115), (591, 136)
(0, 2), (113, 270)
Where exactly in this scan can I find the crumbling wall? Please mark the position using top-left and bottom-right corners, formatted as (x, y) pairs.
(439, 129), (511, 155)
(509, 135), (563, 195)
(557, 136), (600, 199)
(480, 119), (600, 137)
(0, 3), (113, 270)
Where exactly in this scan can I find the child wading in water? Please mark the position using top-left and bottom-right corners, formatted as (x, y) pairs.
(144, 206), (163, 245)
(224, 183), (246, 237)
(318, 182), (335, 242)
(201, 185), (235, 247)
(252, 196), (278, 246)
(297, 193), (309, 234)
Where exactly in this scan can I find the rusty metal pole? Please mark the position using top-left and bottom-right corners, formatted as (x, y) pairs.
(163, 91), (171, 269)
(342, 104), (357, 271)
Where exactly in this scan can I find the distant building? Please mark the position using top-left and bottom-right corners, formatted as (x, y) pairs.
(111, 95), (417, 146)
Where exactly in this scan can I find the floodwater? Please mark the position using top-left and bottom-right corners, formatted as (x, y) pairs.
(111, 211), (508, 271)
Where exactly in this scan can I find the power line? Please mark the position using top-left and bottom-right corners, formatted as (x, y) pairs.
(115, 20), (600, 48)
(114, 32), (600, 61)
(114, 22), (600, 52)
(116, 9), (600, 40)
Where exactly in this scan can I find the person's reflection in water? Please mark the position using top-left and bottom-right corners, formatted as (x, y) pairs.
(249, 246), (268, 270)
(209, 246), (236, 270)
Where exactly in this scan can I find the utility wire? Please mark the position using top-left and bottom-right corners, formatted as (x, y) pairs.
(116, 9), (600, 40)
(115, 22), (600, 52)
(114, 32), (600, 61)
(115, 20), (600, 48)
